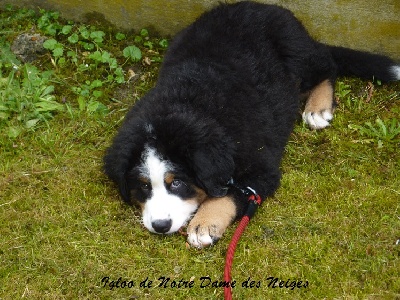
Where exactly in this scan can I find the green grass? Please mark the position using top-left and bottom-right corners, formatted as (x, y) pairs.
(1, 6), (400, 300)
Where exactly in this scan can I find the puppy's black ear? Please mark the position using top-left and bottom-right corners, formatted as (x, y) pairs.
(147, 108), (235, 198)
(192, 148), (234, 197)
(103, 117), (146, 203)
(189, 134), (235, 198)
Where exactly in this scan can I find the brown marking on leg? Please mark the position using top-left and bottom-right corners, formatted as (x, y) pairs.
(304, 79), (334, 113)
(303, 79), (336, 129)
(187, 195), (236, 248)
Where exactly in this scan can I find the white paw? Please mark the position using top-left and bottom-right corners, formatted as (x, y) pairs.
(302, 110), (333, 130)
(187, 230), (213, 249)
(187, 224), (221, 249)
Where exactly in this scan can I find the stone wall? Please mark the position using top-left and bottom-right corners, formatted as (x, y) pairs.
(1, 0), (399, 58)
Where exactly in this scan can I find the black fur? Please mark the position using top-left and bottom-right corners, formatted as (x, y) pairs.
(104, 2), (398, 220)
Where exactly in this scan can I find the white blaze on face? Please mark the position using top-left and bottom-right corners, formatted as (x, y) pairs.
(140, 147), (198, 234)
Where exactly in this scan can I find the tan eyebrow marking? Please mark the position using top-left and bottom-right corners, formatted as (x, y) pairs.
(164, 172), (175, 185)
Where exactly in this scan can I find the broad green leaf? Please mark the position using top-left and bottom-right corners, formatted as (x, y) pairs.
(40, 85), (55, 97)
(115, 32), (126, 40)
(43, 38), (58, 50)
(87, 100), (99, 113)
(123, 46), (142, 62)
(53, 47), (63, 57)
(61, 25), (72, 35)
(92, 90), (103, 98)
(35, 100), (64, 112)
(90, 80), (103, 88)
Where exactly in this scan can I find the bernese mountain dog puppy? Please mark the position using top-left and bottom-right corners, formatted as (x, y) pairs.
(104, 1), (399, 248)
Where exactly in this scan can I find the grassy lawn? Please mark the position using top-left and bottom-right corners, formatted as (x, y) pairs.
(1, 6), (399, 300)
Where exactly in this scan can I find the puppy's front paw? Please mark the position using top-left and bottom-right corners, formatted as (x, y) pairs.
(187, 222), (224, 248)
(186, 196), (236, 249)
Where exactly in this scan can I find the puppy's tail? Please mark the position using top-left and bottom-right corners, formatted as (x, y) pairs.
(328, 45), (400, 82)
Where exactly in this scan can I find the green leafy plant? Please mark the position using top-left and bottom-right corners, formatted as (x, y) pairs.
(0, 42), (20, 70)
(335, 81), (351, 99)
(43, 38), (65, 66)
(0, 64), (64, 137)
(38, 21), (127, 113)
(90, 30), (105, 44)
(71, 79), (108, 115)
(1, 7), (168, 137)
(123, 45), (142, 62)
(159, 38), (169, 49)
(335, 80), (364, 111)
(37, 9), (61, 36)
(115, 32), (126, 41)
(349, 117), (400, 147)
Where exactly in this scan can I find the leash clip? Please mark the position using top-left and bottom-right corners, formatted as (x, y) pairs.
(227, 178), (262, 212)
(248, 192), (262, 206)
(242, 186), (262, 219)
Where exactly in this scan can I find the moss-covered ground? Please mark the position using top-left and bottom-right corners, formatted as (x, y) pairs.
(1, 6), (399, 300)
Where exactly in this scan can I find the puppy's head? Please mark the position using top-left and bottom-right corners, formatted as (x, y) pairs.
(129, 146), (207, 233)
(104, 108), (235, 234)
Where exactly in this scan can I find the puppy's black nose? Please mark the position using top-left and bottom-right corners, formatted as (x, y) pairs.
(151, 219), (172, 233)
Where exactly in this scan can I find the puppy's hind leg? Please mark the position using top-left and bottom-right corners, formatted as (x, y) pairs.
(302, 79), (336, 130)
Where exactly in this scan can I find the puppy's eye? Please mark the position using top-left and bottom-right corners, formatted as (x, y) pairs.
(170, 179), (183, 190)
(140, 183), (150, 191)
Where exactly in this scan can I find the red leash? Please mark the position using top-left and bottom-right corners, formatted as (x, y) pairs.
(223, 192), (262, 300)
